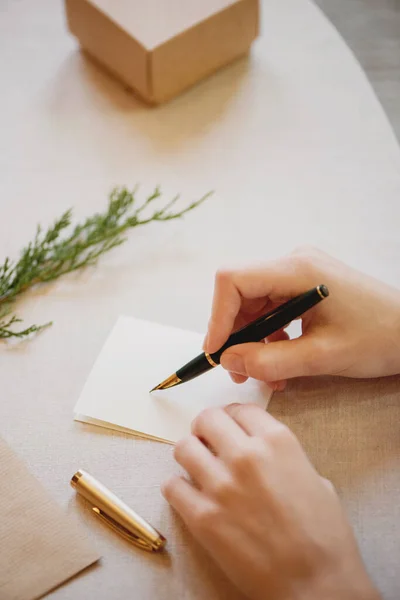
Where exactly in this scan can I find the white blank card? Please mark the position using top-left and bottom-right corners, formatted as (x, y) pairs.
(74, 317), (272, 444)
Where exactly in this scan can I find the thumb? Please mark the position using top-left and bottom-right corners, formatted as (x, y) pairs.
(220, 338), (323, 382)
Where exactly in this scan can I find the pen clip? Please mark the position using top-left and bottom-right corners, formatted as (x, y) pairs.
(92, 506), (157, 552)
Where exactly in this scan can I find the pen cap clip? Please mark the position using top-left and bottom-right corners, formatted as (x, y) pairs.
(92, 507), (164, 552)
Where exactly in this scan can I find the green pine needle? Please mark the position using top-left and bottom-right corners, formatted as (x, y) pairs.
(0, 186), (210, 340)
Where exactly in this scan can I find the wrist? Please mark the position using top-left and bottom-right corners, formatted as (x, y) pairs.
(293, 565), (381, 600)
(320, 575), (380, 600)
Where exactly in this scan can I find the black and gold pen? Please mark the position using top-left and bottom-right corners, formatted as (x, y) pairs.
(150, 285), (329, 392)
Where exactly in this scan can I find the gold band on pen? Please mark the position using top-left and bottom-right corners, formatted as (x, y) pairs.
(205, 352), (218, 368)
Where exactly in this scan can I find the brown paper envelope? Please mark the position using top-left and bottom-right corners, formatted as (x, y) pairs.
(0, 437), (100, 600)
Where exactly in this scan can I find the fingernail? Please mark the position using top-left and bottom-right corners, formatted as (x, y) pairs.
(230, 373), (244, 384)
(276, 380), (287, 392)
(221, 353), (245, 375)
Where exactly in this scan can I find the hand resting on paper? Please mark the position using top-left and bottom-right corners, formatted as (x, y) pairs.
(162, 404), (380, 600)
(161, 248), (399, 599)
(204, 246), (400, 390)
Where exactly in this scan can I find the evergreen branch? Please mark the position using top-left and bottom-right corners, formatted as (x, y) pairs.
(0, 186), (210, 339)
(0, 314), (51, 339)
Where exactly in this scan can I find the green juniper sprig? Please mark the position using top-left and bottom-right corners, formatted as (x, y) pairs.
(0, 186), (209, 340)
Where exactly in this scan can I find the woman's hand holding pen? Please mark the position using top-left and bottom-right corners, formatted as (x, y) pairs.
(204, 247), (400, 390)
(162, 404), (380, 600)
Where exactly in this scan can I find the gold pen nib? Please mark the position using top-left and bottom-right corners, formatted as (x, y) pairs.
(150, 373), (182, 392)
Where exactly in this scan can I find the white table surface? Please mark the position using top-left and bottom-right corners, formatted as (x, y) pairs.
(1, 1), (399, 598)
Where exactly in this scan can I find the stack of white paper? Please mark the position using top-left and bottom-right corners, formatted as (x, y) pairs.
(74, 317), (272, 444)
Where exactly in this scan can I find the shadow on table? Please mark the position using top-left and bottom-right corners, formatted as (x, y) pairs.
(45, 48), (252, 151)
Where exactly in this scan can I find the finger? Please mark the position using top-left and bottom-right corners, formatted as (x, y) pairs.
(202, 332), (209, 350)
(224, 403), (284, 438)
(203, 303), (268, 351)
(267, 380), (287, 392)
(229, 332), (288, 387)
(231, 298), (272, 332)
(266, 329), (290, 344)
(161, 475), (210, 523)
(174, 435), (225, 490)
(221, 337), (326, 382)
(229, 372), (248, 384)
(205, 259), (313, 353)
(192, 407), (248, 459)
(230, 321), (289, 350)
(270, 379), (287, 392)
(321, 477), (336, 494)
(230, 372), (286, 391)
(230, 375), (287, 391)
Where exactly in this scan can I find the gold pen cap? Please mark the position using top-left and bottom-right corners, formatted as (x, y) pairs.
(71, 469), (166, 552)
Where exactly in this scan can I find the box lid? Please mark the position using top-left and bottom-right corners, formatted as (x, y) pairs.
(88, 0), (243, 50)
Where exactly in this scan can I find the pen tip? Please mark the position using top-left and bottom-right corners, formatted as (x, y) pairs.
(149, 374), (182, 393)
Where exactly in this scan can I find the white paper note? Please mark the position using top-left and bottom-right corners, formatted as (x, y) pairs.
(74, 317), (272, 444)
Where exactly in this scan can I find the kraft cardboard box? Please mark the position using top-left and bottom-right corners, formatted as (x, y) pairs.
(64, 0), (259, 105)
